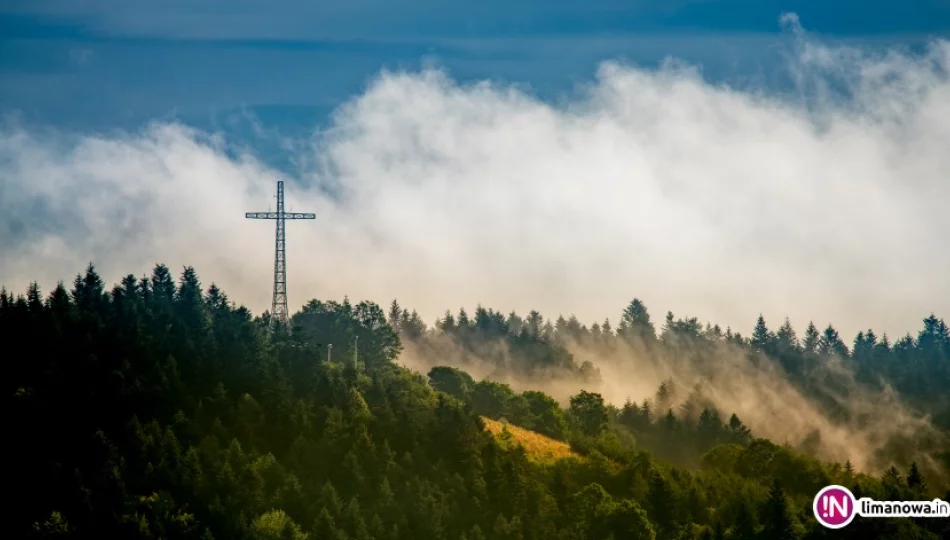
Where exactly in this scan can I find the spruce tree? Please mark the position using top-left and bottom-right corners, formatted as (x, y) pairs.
(731, 500), (757, 540)
(760, 479), (797, 540)
(906, 462), (926, 495)
(751, 315), (773, 352)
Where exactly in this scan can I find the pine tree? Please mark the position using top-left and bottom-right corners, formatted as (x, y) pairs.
(802, 322), (820, 354)
(775, 317), (798, 350)
(712, 519), (725, 540)
(151, 263), (176, 304)
(751, 315), (773, 352)
(730, 500), (757, 540)
(469, 524), (486, 540)
(555, 315), (568, 339)
(458, 308), (472, 332)
(655, 380), (675, 411)
(26, 282), (43, 313)
(697, 408), (723, 448)
(819, 325), (849, 357)
(438, 309), (456, 332)
(843, 460), (855, 484)
(661, 311), (676, 342)
(907, 462), (926, 494)
(507, 311), (524, 334)
(313, 507), (346, 540)
(647, 469), (676, 535)
(608, 499), (655, 540)
(403, 310), (426, 339)
(727, 414), (752, 445)
(388, 299), (402, 331)
(882, 466), (904, 500)
(318, 481), (344, 519)
(761, 479), (797, 540)
(618, 298), (656, 344)
(344, 497), (372, 540)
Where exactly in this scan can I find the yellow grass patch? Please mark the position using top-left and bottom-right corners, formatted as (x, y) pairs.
(480, 416), (579, 465)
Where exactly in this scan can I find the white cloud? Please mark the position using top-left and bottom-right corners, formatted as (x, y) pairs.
(1, 27), (949, 342)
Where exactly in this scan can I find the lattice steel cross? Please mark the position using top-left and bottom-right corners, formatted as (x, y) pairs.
(245, 180), (315, 325)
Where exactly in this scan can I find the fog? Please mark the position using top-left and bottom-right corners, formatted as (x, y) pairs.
(2, 18), (948, 351)
(399, 326), (950, 482)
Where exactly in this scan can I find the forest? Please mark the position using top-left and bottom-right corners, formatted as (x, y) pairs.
(5, 263), (950, 539)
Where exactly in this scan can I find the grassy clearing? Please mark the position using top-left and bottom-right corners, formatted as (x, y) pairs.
(480, 416), (580, 465)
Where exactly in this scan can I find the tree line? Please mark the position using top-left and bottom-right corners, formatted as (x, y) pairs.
(4, 264), (949, 539)
(394, 298), (950, 470)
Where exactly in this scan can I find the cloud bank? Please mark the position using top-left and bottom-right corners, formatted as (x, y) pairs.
(1, 20), (949, 343)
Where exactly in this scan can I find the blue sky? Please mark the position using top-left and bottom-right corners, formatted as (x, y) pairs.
(2, 1), (947, 142)
(2, 1), (950, 340)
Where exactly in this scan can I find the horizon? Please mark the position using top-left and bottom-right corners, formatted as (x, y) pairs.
(3, 5), (949, 342)
(4, 257), (945, 345)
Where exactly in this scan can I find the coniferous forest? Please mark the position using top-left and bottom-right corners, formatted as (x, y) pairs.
(6, 264), (950, 539)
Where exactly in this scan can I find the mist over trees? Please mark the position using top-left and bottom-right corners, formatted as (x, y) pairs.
(397, 298), (950, 476)
(5, 264), (950, 540)
(406, 298), (949, 416)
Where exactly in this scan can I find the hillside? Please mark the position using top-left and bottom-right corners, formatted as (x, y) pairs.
(5, 263), (949, 540)
(481, 416), (579, 465)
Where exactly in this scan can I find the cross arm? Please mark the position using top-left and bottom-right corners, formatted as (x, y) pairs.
(245, 212), (316, 220)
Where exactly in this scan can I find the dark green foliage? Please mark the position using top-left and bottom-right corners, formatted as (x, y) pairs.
(647, 468), (677, 536)
(427, 366), (475, 401)
(570, 390), (609, 437)
(730, 500), (758, 540)
(751, 315), (774, 353)
(907, 462), (926, 495)
(760, 479), (798, 540)
(472, 380), (518, 419)
(4, 265), (947, 540)
(522, 390), (570, 440)
(618, 298), (656, 344)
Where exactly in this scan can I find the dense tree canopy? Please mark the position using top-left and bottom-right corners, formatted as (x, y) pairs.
(5, 266), (949, 540)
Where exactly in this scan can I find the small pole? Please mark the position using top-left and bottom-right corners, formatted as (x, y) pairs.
(327, 343), (333, 363)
